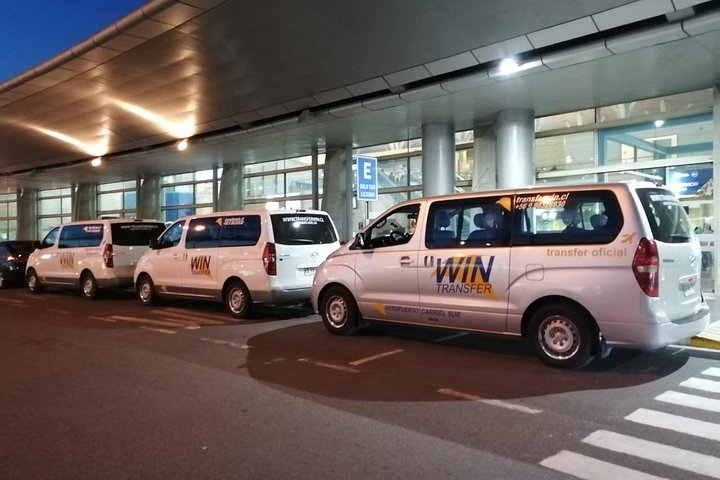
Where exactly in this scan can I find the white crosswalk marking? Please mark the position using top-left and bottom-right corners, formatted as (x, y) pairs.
(702, 367), (720, 378)
(582, 430), (720, 479)
(156, 307), (228, 324)
(655, 390), (720, 413)
(625, 408), (720, 441)
(540, 450), (668, 480)
(680, 377), (720, 393)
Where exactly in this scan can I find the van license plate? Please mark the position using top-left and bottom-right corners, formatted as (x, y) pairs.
(303, 267), (317, 276)
(680, 281), (696, 297)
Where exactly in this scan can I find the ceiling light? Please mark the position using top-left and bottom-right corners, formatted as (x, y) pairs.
(498, 58), (520, 76)
(90, 157), (103, 167)
(654, 119), (665, 128)
(177, 138), (189, 151)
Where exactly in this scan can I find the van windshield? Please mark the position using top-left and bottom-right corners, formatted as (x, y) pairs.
(637, 188), (693, 243)
(270, 213), (337, 245)
(111, 223), (166, 246)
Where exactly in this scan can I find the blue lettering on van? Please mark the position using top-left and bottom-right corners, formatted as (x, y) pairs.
(433, 255), (496, 298)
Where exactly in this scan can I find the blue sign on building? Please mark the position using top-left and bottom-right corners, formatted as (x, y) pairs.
(356, 155), (378, 201)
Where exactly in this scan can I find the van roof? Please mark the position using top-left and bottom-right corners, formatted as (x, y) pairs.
(171, 208), (331, 222)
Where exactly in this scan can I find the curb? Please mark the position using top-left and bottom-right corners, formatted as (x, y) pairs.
(689, 331), (720, 349)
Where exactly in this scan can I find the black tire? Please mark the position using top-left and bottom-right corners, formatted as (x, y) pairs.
(81, 272), (99, 300)
(224, 280), (251, 319)
(136, 274), (156, 306)
(27, 269), (44, 294)
(319, 286), (360, 335)
(529, 303), (596, 369)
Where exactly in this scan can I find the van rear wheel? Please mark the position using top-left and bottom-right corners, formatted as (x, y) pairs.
(529, 303), (595, 369)
(225, 280), (251, 319)
(320, 286), (359, 335)
(81, 272), (99, 300)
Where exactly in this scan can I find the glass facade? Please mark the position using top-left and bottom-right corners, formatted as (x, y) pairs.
(161, 169), (216, 222)
(97, 180), (138, 219)
(244, 153), (325, 210)
(37, 188), (72, 237)
(0, 192), (18, 240)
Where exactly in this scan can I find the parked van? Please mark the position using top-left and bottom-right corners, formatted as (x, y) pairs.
(134, 209), (340, 318)
(26, 219), (166, 299)
(311, 182), (710, 369)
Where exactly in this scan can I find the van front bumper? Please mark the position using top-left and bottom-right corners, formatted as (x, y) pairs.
(603, 304), (711, 349)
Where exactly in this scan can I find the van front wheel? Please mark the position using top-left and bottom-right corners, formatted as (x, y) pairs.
(136, 275), (156, 306)
(27, 269), (44, 294)
(529, 304), (595, 369)
(320, 286), (359, 335)
(225, 280), (251, 319)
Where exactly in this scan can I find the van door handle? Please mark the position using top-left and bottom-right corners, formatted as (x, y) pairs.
(400, 256), (413, 266)
(278, 253), (291, 257)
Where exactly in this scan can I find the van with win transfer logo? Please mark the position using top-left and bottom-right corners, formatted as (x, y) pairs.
(134, 209), (340, 318)
(311, 182), (710, 369)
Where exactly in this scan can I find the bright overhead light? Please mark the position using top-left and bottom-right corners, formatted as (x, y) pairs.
(177, 138), (189, 151)
(90, 157), (103, 167)
(498, 58), (520, 75)
(114, 100), (196, 139)
(654, 119), (665, 128)
(27, 125), (108, 157)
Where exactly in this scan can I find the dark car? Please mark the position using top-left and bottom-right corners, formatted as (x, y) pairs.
(0, 241), (39, 288)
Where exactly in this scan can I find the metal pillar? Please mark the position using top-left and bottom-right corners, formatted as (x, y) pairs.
(422, 123), (455, 197)
(17, 188), (37, 240)
(138, 175), (161, 220)
(72, 183), (97, 221)
(496, 109), (535, 189)
(218, 163), (244, 211)
(472, 123), (496, 191)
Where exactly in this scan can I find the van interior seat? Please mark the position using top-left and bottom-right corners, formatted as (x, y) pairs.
(590, 214), (608, 229)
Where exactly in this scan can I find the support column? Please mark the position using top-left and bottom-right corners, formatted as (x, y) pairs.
(322, 146), (353, 242)
(311, 145), (319, 210)
(712, 85), (720, 293)
(422, 123), (455, 197)
(472, 123), (496, 191)
(218, 164), (244, 211)
(72, 183), (96, 221)
(17, 188), (37, 240)
(496, 109), (535, 189)
(138, 175), (161, 220)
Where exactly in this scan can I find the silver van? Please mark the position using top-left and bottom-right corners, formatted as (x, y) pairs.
(311, 182), (710, 369)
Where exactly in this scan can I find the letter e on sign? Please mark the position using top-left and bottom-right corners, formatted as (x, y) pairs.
(356, 155), (378, 201)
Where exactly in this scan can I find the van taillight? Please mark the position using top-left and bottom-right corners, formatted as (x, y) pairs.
(632, 237), (658, 297)
(262, 242), (276, 276)
(103, 244), (114, 268)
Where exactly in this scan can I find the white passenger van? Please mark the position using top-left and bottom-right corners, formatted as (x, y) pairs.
(26, 219), (166, 299)
(311, 182), (710, 369)
(134, 209), (340, 318)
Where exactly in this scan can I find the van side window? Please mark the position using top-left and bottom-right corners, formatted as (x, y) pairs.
(58, 224), (103, 248)
(157, 221), (185, 249)
(186, 217), (221, 248)
(219, 215), (261, 247)
(512, 190), (622, 246)
(426, 196), (511, 249)
(363, 204), (420, 249)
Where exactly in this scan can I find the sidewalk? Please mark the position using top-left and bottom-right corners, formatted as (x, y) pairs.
(689, 292), (720, 349)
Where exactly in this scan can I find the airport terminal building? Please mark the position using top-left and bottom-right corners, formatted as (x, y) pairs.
(1, 0), (719, 290)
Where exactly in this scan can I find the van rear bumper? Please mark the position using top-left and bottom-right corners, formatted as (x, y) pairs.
(603, 304), (711, 349)
(97, 277), (133, 290)
(251, 287), (311, 305)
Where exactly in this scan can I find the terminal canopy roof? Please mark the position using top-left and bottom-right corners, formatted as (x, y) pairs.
(1, 0), (719, 189)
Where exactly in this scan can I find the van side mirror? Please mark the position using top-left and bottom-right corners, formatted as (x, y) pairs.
(352, 232), (367, 249)
(148, 238), (158, 250)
